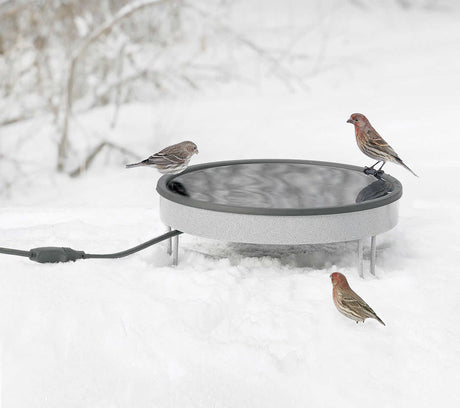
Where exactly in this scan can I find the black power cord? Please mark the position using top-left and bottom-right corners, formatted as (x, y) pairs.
(0, 230), (182, 263)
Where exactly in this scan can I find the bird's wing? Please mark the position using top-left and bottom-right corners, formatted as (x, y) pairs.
(147, 143), (190, 165)
(366, 128), (399, 159)
(147, 152), (186, 166)
(340, 292), (378, 319)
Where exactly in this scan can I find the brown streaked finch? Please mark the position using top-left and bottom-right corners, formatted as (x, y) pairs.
(347, 113), (418, 177)
(330, 272), (385, 326)
(126, 141), (198, 174)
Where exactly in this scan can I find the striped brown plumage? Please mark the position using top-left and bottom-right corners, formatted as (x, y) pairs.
(347, 113), (418, 177)
(330, 272), (385, 326)
(126, 141), (198, 174)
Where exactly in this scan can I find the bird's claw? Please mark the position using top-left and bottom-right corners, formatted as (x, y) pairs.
(363, 167), (377, 175)
(363, 167), (385, 179)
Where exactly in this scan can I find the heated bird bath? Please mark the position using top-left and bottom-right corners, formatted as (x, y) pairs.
(156, 159), (402, 276)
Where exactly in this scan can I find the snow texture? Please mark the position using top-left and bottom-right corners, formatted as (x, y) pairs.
(1, 1), (460, 407)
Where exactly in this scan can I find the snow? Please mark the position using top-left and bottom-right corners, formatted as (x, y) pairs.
(1, 1), (460, 407)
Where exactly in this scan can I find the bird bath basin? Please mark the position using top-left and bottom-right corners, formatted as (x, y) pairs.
(156, 159), (402, 276)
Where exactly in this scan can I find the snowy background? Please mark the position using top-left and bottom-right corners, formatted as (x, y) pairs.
(1, 0), (460, 406)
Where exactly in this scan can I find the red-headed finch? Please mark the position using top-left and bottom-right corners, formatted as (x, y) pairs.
(347, 113), (418, 177)
(126, 141), (198, 174)
(330, 272), (385, 326)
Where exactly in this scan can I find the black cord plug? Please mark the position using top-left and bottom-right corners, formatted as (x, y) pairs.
(29, 247), (86, 263)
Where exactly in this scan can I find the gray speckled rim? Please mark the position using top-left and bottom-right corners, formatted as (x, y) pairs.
(156, 159), (403, 216)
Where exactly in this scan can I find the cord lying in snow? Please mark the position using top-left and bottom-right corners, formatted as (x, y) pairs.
(0, 230), (182, 263)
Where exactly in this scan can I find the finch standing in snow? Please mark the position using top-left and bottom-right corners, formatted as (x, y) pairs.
(347, 113), (418, 177)
(126, 141), (198, 174)
(330, 272), (385, 326)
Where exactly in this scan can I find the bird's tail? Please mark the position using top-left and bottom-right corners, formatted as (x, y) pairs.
(374, 314), (386, 326)
(125, 160), (148, 169)
(397, 158), (418, 177)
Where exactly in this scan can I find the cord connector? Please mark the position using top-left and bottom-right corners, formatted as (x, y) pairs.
(29, 247), (86, 263)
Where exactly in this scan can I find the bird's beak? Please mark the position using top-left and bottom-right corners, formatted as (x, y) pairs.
(346, 118), (353, 124)
(195, 149), (199, 154)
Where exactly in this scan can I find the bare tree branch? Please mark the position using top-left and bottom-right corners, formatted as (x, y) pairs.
(183, 1), (309, 92)
(110, 42), (127, 129)
(69, 140), (142, 178)
(0, 114), (34, 127)
(58, 0), (171, 173)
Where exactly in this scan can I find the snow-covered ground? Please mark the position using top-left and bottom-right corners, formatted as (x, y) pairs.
(1, 2), (460, 407)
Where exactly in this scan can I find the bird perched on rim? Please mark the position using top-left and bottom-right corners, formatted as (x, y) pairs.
(347, 113), (418, 177)
(126, 141), (198, 174)
(330, 272), (385, 326)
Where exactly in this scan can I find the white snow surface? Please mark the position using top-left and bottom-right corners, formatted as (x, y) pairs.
(1, 2), (460, 407)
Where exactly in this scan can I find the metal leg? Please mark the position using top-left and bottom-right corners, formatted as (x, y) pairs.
(370, 235), (377, 276)
(167, 226), (172, 255)
(358, 239), (364, 278)
(172, 234), (179, 266)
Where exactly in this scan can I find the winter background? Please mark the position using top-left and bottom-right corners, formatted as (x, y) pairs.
(1, 0), (459, 406)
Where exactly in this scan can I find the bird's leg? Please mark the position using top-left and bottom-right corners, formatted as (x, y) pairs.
(376, 162), (386, 177)
(364, 161), (381, 175)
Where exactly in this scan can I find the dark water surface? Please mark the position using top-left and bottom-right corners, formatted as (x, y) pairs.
(168, 162), (395, 210)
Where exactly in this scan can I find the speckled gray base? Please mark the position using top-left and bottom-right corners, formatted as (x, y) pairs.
(160, 197), (399, 245)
